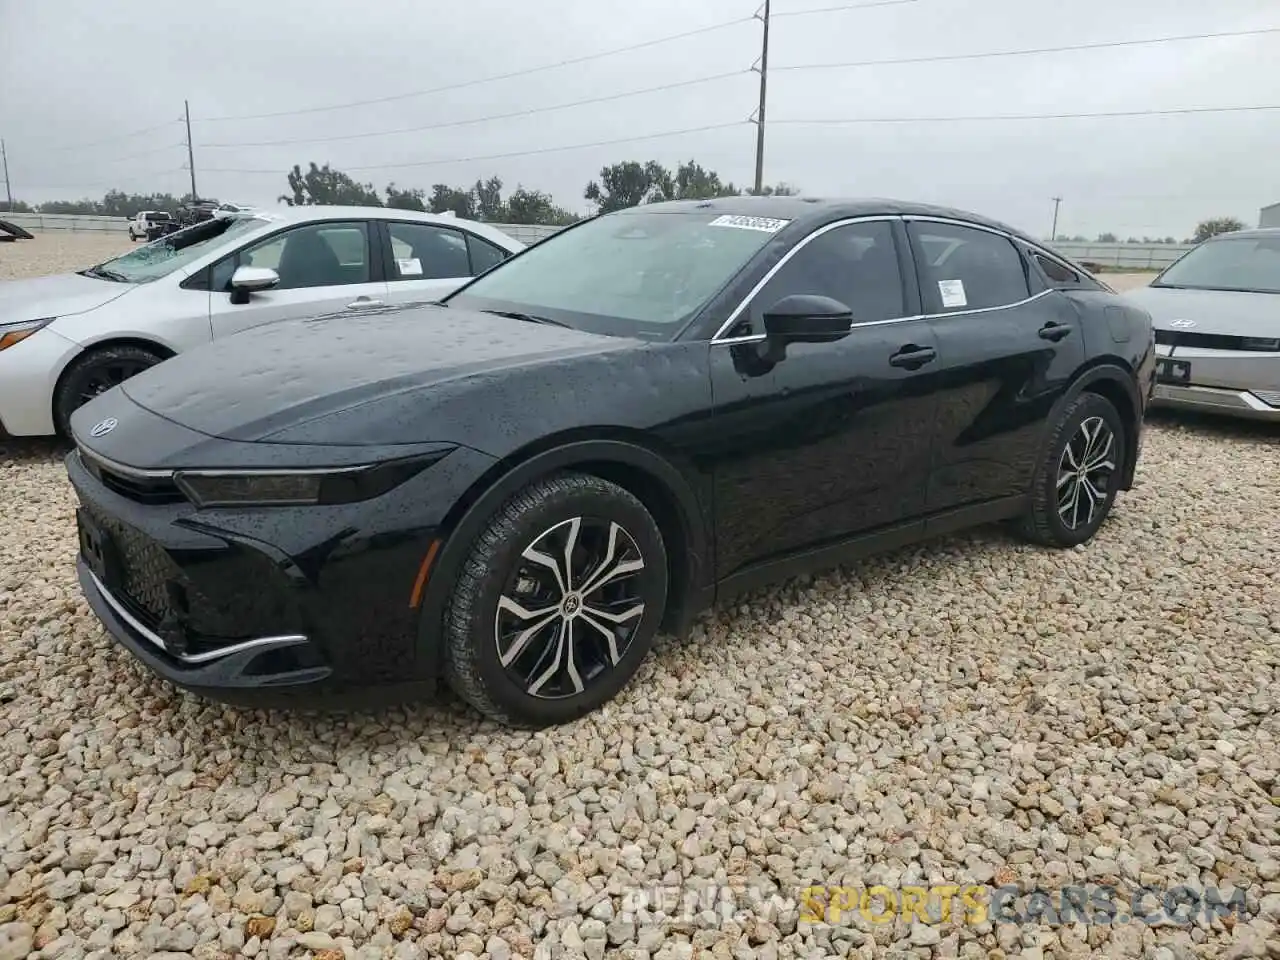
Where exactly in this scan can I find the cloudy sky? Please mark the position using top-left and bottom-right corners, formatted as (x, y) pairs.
(2, 0), (1277, 238)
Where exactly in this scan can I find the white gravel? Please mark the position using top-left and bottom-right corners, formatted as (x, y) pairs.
(1, 235), (1278, 960)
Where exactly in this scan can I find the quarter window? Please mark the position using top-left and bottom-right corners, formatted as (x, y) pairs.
(468, 234), (509, 274)
(1035, 252), (1082, 284)
(909, 222), (1030, 313)
(230, 221), (371, 290)
(749, 221), (907, 331)
(388, 222), (472, 280)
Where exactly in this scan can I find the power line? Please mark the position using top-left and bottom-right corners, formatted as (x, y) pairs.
(772, 25), (1280, 72)
(96, 143), (187, 164)
(193, 18), (759, 123)
(203, 121), (748, 174)
(773, 0), (919, 17)
(772, 103), (1280, 124)
(196, 71), (751, 148)
(16, 168), (188, 191)
(34, 120), (183, 154)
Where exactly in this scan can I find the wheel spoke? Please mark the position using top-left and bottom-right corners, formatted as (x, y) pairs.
(527, 620), (583, 696)
(1082, 431), (1114, 472)
(578, 610), (624, 666)
(582, 601), (645, 625)
(580, 522), (645, 597)
(521, 519), (579, 597)
(495, 596), (559, 668)
(1061, 441), (1081, 472)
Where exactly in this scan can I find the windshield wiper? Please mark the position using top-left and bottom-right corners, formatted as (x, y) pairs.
(479, 308), (571, 329)
(80, 265), (130, 282)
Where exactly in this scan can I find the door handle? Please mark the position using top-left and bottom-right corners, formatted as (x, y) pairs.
(346, 297), (384, 310)
(888, 344), (938, 369)
(1039, 321), (1072, 342)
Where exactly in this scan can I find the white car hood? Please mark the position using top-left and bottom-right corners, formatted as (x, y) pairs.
(0, 272), (135, 325)
(1124, 285), (1279, 338)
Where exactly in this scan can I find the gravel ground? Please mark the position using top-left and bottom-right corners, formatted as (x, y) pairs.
(1, 236), (1278, 960)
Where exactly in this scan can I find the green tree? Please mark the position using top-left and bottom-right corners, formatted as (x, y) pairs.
(505, 186), (578, 226)
(745, 182), (800, 197)
(1096, 232), (1118, 243)
(428, 184), (476, 219)
(585, 161), (663, 212)
(472, 176), (507, 222)
(36, 198), (101, 215)
(385, 183), (426, 211)
(280, 163), (382, 206)
(660, 160), (740, 201)
(0, 199), (33, 213)
(1193, 216), (1245, 243)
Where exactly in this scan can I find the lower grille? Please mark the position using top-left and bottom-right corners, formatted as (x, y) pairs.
(1253, 390), (1280, 408)
(1155, 330), (1277, 352)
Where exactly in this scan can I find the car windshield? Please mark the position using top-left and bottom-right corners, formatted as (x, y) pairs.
(1153, 235), (1280, 294)
(80, 216), (263, 284)
(445, 209), (790, 338)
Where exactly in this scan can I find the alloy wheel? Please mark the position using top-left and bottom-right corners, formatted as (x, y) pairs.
(494, 516), (647, 700)
(1057, 415), (1117, 531)
(77, 360), (153, 406)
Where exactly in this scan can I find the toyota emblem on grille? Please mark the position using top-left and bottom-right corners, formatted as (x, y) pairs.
(1169, 318), (1196, 328)
(90, 418), (118, 438)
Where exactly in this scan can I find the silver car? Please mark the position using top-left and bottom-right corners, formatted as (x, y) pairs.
(1124, 229), (1280, 421)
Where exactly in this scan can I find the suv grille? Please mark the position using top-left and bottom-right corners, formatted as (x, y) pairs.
(1155, 330), (1277, 351)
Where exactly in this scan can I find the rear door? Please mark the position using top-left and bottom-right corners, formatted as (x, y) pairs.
(206, 219), (389, 339)
(905, 218), (1085, 512)
(378, 220), (512, 304)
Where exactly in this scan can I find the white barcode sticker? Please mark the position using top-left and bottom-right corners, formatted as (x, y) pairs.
(938, 278), (967, 308)
(708, 214), (790, 233)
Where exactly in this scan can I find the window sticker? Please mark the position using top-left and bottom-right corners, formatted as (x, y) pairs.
(938, 278), (967, 308)
(397, 257), (423, 276)
(708, 214), (791, 233)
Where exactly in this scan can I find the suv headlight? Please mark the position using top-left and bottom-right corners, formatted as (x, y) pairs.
(173, 451), (451, 508)
(0, 317), (55, 351)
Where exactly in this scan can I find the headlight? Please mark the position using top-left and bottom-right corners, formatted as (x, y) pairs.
(0, 317), (55, 351)
(173, 451), (450, 508)
(1242, 337), (1280, 352)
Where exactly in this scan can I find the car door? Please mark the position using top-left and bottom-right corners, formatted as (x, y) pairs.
(378, 220), (511, 304)
(905, 218), (1085, 513)
(706, 218), (945, 579)
(206, 219), (388, 339)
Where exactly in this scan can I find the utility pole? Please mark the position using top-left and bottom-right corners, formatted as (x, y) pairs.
(1, 139), (12, 211)
(184, 100), (198, 201)
(1050, 196), (1062, 241)
(752, 0), (771, 195)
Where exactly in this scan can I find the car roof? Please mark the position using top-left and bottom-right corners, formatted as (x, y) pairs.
(238, 205), (523, 250)
(625, 196), (1045, 247)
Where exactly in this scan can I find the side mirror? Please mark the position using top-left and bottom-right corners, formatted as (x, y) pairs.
(229, 265), (279, 304)
(757, 294), (853, 363)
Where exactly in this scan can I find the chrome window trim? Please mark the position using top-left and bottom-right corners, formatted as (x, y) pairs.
(711, 213), (1057, 343)
(86, 568), (308, 665)
(906, 214), (1092, 285)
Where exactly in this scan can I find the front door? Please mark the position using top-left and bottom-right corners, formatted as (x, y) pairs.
(905, 219), (1086, 511)
(706, 218), (944, 579)
(208, 220), (388, 339)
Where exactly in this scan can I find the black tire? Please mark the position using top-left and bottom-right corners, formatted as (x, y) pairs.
(1019, 391), (1126, 548)
(53, 344), (165, 438)
(443, 472), (668, 728)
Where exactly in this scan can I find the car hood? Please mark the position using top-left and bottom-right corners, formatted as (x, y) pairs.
(0, 272), (136, 324)
(1123, 285), (1280, 337)
(117, 302), (642, 442)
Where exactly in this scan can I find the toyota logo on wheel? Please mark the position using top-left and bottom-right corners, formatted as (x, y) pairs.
(1169, 318), (1197, 328)
(90, 418), (118, 438)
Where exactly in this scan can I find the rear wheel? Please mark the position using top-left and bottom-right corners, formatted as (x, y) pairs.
(1019, 392), (1126, 547)
(443, 472), (668, 728)
(53, 345), (165, 438)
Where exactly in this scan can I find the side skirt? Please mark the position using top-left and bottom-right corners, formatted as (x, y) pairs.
(711, 495), (1027, 606)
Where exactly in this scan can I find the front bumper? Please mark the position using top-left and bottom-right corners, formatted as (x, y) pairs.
(1151, 383), (1280, 421)
(0, 327), (83, 437)
(1152, 343), (1280, 421)
(65, 440), (496, 708)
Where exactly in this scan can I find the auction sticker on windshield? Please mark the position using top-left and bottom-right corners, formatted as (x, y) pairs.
(708, 215), (791, 233)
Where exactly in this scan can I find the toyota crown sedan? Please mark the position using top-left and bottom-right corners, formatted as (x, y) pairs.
(0, 206), (521, 438)
(65, 198), (1155, 728)
(1124, 228), (1280, 421)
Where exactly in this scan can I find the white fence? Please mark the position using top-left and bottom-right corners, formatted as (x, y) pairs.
(4, 211), (567, 245)
(1048, 241), (1192, 270)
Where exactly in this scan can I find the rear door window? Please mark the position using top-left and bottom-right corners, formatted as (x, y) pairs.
(908, 222), (1031, 313)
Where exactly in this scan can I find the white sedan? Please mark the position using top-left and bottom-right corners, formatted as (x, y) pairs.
(0, 206), (523, 438)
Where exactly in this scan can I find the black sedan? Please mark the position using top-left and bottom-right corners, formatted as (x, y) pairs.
(66, 198), (1155, 728)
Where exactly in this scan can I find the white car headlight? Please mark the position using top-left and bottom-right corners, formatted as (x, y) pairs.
(0, 317), (55, 352)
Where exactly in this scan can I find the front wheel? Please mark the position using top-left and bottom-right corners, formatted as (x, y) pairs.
(1018, 392), (1126, 548)
(443, 472), (668, 728)
(53, 344), (165, 438)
